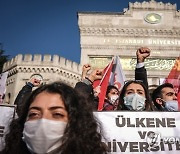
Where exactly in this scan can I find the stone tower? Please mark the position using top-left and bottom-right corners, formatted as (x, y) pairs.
(2, 54), (82, 104)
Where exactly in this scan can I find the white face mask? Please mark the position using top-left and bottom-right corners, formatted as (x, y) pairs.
(123, 93), (146, 111)
(22, 118), (67, 154)
(165, 100), (178, 111)
(110, 95), (119, 104)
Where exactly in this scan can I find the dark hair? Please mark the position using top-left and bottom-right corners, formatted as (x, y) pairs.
(117, 80), (153, 111)
(152, 83), (174, 110)
(106, 85), (119, 97)
(2, 82), (107, 154)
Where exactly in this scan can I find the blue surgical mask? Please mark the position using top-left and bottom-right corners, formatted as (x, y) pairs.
(123, 93), (146, 111)
(165, 100), (178, 111)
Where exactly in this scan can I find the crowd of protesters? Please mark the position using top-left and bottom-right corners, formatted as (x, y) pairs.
(0, 47), (179, 154)
(75, 47), (179, 112)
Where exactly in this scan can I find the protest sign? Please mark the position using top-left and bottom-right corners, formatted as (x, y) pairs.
(0, 72), (8, 104)
(0, 72), (8, 94)
(94, 111), (180, 154)
(0, 105), (15, 151)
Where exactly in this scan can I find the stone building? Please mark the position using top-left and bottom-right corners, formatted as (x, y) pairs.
(78, 0), (180, 92)
(2, 0), (180, 104)
(2, 54), (82, 104)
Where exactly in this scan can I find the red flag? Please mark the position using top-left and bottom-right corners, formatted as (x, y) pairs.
(109, 56), (126, 91)
(93, 56), (126, 111)
(93, 59), (114, 111)
(164, 57), (180, 109)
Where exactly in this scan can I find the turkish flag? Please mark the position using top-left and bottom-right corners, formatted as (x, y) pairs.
(164, 57), (180, 110)
(93, 59), (114, 111)
(93, 56), (126, 111)
(109, 56), (126, 91)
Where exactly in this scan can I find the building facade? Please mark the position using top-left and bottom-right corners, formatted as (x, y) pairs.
(2, 0), (180, 104)
(78, 0), (180, 91)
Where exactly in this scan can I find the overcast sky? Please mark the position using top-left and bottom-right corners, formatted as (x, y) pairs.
(0, 0), (179, 63)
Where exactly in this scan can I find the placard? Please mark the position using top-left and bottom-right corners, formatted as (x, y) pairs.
(94, 112), (180, 154)
(0, 105), (15, 151)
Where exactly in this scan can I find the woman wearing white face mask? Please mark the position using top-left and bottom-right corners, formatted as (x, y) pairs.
(103, 85), (119, 111)
(117, 80), (154, 111)
(1, 82), (107, 154)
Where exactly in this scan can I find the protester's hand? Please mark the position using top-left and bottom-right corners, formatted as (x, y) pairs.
(82, 64), (91, 72)
(82, 64), (91, 80)
(29, 77), (42, 87)
(136, 47), (151, 63)
(93, 85), (101, 97)
(88, 69), (103, 82)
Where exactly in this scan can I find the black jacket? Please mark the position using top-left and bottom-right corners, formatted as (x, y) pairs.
(135, 66), (148, 88)
(14, 82), (34, 117)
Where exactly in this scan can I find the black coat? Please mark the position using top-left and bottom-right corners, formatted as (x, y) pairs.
(14, 83), (33, 117)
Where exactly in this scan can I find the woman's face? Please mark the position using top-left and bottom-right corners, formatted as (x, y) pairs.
(26, 92), (68, 122)
(107, 88), (119, 99)
(124, 83), (145, 97)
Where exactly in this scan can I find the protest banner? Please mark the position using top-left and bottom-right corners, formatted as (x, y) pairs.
(0, 72), (8, 104)
(0, 72), (8, 94)
(94, 111), (180, 154)
(0, 105), (15, 151)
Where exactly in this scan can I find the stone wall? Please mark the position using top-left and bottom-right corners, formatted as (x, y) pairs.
(129, 0), (176, 11)
(3, 54), (82, 104)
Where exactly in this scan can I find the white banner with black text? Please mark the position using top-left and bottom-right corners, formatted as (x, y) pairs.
(94, 111), (180, 154)
(0, 105), (15, 151)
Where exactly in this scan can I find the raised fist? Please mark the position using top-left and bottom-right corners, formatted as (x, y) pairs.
(136, 47), (151, 63)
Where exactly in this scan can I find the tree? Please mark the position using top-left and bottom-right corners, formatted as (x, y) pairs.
(0, 44), (9, 74)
